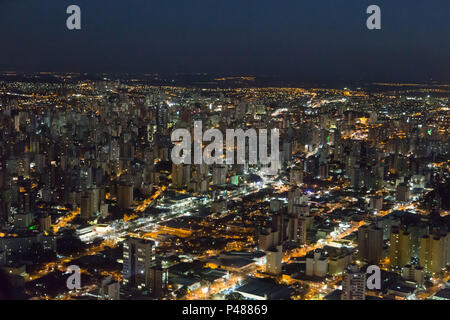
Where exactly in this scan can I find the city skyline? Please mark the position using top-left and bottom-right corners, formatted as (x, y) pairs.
(0, 0), (449, 306)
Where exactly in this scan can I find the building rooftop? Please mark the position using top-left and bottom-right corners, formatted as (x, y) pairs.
(235, 278), (292, 300)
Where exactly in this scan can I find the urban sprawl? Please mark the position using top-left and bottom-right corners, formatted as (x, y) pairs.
(0, 74), (449, 301)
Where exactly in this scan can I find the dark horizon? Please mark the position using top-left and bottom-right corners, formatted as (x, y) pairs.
(1, 72), (449, 92)
(0, 0), (449, 82)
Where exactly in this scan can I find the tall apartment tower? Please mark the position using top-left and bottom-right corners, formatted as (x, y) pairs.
(212, 164), (227, 186)
(290, 167), (303, 186)
(287, 215), (299, 242)
(39, 214), (52, 232)
(171, 163), (183, 189)
(271, 211), (285, 244)
(266, 245), (282, 276)
(396, 183), (410, 202)
(118, 182), (134, 209)
(419, 233), (449, 275)
(358, 224), (383, 264)
(341, 264), (366, 300)
(171, 163), (191, 189)
(258, 227), (280, 251)
(389, 226), (411, 270)
(287, 203), (310, 244)
(297, 217), (308, 245)
(156, 104), (169, 131)
(287, 188), (307, 215)
(80, 192), (92, 221)
(148, 263), (168, 298)
(122, 238), (156, 291)
(306, 250), (328, 278)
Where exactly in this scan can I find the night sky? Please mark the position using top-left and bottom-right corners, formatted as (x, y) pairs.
(0, 0), (449, 81)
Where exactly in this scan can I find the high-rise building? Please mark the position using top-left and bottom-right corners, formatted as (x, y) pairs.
(118, 183), (133, 209)
(341, 264), (366, 300)
(358, 224), (383, 264)
(319, 163), (329, 180)
(419, 233), (448, 275)
(212, 164), (227, 186)
(147, 263), (168, 298)
(258, 228), (280, 251)
(123, 238), (156, 291)
(171, 163), (183, 189)
(328, 251), (353, 276)
(14, 212), (33, 229)
(389, 226), (411, 269)
(39, 214), (51, 232)
(396, 183), (410, 202)
(80, 192), (93, 221)
(287, 215), (298, 242)
(297, 218), (308, 245)
(171, 164), (190, 189)
(290, 167), (303, 186)
(369, 196), (383, 211)
(306, 250), (328, 278)
(287, 188), (307, 215)
(266, 245), (282, 276)
(156, 104), (169, 131)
